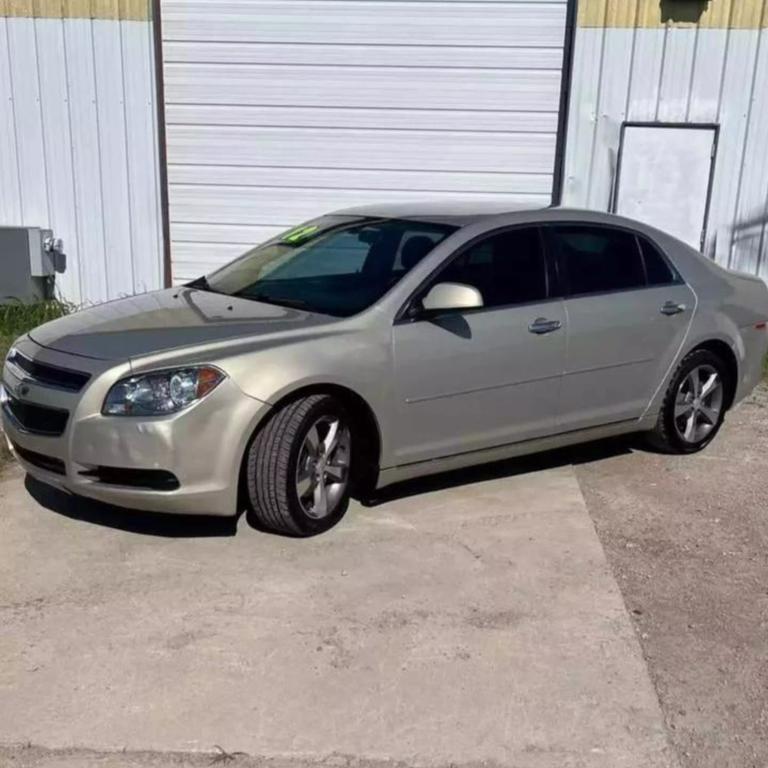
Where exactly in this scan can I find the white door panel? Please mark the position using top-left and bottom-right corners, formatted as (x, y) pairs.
(615, 125), (716, 250)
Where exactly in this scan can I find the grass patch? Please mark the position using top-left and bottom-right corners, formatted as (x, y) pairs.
(0, 300), (72, 364)
(1, 300), (73, 469)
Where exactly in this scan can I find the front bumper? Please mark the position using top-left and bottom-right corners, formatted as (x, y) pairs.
(2, 339), (271, 516)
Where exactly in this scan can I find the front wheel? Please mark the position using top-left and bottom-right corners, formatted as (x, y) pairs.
(246, 394), (352, 536)
(647, 349), (729, 454)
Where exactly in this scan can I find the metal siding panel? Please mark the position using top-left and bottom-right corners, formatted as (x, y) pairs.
(657, 28), (697, 122)
(165, 63), (561, 113)
(64, 18), (109, 303)
(162, 1), (567, 47)
(562, 26), (603, 207)
(163, 40), (565, 69)
(172, 241), (251, 283)
(728, 29), (768, 278)
(165, 104), (559, 133)
(577, 0), (768, 28)
(170, 185), (549, 229)
(121, 19), (163, 293)
(707, 29), (760, 269)
(625, 28), (665, 121)
(168, 165), (554, 195)
(6, 17), (48, 226)
(587, 27), (634, 209)
(171, 222), (284, 246)
(34, 18), (83, 303)
(167, 125), (556, 174)
(0, 15), (161, 305)
(0, 18), (22, 224)
(92, 18), (134, 297)
(687, 27), (728, 122)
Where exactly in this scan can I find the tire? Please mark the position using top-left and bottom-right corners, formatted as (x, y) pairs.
(245, 394), (353, 536)
(647, 348), (730, 454)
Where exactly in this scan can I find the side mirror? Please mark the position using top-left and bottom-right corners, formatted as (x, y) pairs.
(420, 282), (484, 314)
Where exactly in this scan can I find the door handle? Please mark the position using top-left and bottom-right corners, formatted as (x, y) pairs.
(660, 301), (687, 316)
(528, 317), (562, 335)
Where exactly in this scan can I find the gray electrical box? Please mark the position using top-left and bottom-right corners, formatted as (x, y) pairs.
(0, 226), (67, 304)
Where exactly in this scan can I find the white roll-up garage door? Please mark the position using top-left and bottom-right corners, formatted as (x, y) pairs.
(161, 1), (568, 282)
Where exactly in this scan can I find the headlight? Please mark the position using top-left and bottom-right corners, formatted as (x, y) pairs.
(102, 366), (225, 416)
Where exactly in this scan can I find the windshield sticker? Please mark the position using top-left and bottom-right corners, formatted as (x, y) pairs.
(281, 224), (321, 245)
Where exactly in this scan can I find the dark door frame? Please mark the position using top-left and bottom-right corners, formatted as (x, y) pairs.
(551, 0), (578, 206)
(151, 0), (172, 288)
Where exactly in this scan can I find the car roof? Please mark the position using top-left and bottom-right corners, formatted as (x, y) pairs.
(329, 200), (550, 225)
(329, 201), (654, 230)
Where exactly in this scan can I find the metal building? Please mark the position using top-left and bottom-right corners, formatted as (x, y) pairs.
(0, 0), (767, 305)
(563, 0), (768, 280)
(0, 0), (163, 305)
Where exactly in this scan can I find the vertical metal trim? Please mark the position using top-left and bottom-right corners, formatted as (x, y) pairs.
(551, 0), (578, 206)
(151, 0), (171, 288)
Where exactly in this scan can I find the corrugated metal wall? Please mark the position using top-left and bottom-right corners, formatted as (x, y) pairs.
(0, 1), (163, 305)
(161, 0), (569, 284)
(563, 0), (768, 280)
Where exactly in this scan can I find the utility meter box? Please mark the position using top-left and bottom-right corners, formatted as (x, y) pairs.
(0, 226), (66, 304)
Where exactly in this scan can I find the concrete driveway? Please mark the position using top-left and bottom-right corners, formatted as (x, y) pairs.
(0, 461), (676, 768)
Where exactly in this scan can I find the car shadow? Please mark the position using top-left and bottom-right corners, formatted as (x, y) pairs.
(24, 475), (239, 538)
(361, 435), (637, 507)
(23, 435), (638, 537)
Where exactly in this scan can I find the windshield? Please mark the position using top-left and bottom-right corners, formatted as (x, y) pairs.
(195, 216), (457, 317)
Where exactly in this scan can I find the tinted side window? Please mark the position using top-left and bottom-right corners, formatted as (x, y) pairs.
(639, 236), (677, 285)
(548, 226), (645, 296)
(437, 227), (546, 308)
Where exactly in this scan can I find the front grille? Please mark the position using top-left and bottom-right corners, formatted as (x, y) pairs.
(79, 467), (180, 491)
(12, 443), (66, 475)
(3, 396), (69, 436)
(7, 349), (90, 392)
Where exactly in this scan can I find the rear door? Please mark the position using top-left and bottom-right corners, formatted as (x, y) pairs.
(545, 224), (695, 431)
(390, 226), (565, 465)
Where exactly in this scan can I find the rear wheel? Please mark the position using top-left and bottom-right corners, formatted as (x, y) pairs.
(648, 349), (729, 454)
(246, 394), (352, 535)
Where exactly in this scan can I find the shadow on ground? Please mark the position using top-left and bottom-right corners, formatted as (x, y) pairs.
(24, 434), (638, 538)
(24, 475), (239, 538)
(366, 435), (637, 506)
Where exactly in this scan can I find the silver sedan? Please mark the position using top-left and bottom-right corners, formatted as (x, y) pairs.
(3, 204), (767, 535)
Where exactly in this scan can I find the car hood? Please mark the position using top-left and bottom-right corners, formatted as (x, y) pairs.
(28, 288), (334, 361)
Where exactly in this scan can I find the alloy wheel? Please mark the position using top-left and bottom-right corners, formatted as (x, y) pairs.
(295, 415), (351, 519)
(673, 364), (724, 444)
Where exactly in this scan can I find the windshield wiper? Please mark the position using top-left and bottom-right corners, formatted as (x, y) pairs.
(187, 275), (228, 295)
(247, 293), (311, 311)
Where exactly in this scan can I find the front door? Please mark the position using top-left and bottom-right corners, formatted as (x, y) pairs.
(614, 123), (717, 251)
(390, 226), (565, 466)
(545, 224), (696, 431)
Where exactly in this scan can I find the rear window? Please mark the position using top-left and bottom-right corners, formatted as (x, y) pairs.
(639, 236), (678, 285)
(546, 225), (645, 296)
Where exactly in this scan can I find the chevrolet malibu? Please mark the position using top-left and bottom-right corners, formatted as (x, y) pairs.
(3, 204), (767, 535)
